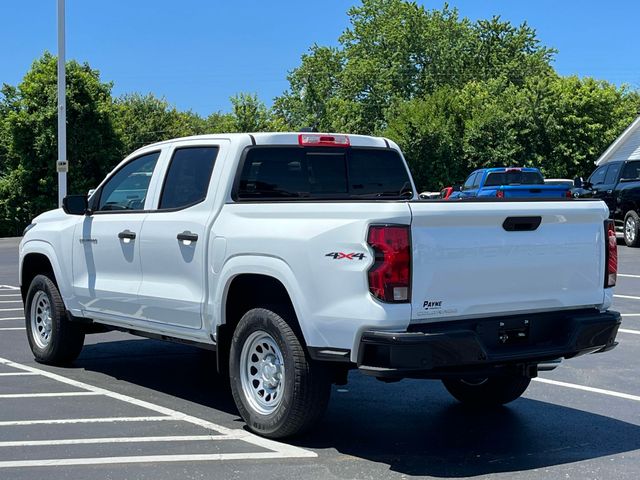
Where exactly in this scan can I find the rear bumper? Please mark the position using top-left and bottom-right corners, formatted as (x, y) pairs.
(357, 309), (620, 378)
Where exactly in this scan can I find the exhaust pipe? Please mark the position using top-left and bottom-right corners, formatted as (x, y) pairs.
(537, 359), (562, 371)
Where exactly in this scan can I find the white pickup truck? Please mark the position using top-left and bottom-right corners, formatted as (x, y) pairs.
(19, 132), (621, 438)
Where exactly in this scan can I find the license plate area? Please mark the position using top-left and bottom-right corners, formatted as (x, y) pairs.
(498, 318), (530, 346)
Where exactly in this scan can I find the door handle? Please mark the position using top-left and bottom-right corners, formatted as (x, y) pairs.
(118, 229), (136, 241)
(177, 231), (198, 244)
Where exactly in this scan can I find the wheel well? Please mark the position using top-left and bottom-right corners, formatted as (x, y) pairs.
(21, 253), (56, 302)
(217, 274), (300, 374)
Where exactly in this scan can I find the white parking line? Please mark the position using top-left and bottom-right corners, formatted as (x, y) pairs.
(0, 416), (172, 427)
(534, 378), (640, 402)
(619, 328), (640, 335)
(618, 273), (640, 278)
(0, 392), (99, 399)
(0, 435), (228, 448)
(0, 372), (37, 377)
(621, 313), (640, 317)
(0, 357), (316, 462)
(0, 301), (21, 304)
(0, 452), (301, 469)
(0, 318), (23, 321)
(0, 308), (23, 312)
(0, 294), (20, 298)
(0, 286), (19, 290)
(0, 327), (25, 331)
(614, 294), (640, 301)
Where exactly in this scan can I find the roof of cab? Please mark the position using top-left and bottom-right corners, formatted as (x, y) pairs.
(135, 132), (392, 153)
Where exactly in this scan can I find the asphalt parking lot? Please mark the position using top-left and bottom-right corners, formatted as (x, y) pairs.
(0, 236), (639, 479)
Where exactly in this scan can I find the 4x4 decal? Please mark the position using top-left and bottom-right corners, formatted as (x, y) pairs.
(325, 252), (366, 260)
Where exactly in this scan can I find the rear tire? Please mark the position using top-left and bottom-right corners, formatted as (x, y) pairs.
(25, 274), (85, 365)
(624, 211), (640, 247)
(229, 307), (331, 438)
(442, 375), (531, 406)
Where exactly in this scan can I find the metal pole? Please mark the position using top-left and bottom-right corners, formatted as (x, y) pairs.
(57, 0), (67, 207)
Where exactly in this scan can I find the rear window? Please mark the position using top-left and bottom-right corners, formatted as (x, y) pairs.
(236, 147), (412, 200)
(484, 171), (545, 187)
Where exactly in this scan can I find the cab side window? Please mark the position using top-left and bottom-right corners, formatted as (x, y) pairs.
(589, 165), (608, 186)
(159, 147), (219, 210)
(462, 173), (477, 191)
(98, 152), (160, 211)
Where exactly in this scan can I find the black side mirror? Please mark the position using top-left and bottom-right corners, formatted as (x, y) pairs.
(62, 195), (89, 215)
(573, 177), (583, 189)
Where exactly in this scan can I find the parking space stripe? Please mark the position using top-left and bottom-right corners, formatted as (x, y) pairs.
(0, 308), (23, 312)
(0, 392), (99, 399)
(0, 318), (23, 321)
(619, 328), (640, 335)
(0, 301), (21, 304)
(0, 416), (173, 427)
(621, 313), (640, 317)
(618, 273), (640, 278)
(614, 294), (640, 300)
(0, 294), (20, 298)
(534, 378), (640, 402)
(0, 452), (306, 469)
(0, 328), (25, 331)
(0, 357), (316, 459)
(0, 286), (19, 290)
(0, 435), (228, 448)
(0, 372), (37, 377)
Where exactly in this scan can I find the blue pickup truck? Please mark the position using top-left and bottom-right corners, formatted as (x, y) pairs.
(451, 167), (571, 199)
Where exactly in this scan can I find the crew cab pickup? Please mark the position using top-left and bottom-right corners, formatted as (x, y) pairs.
(451, 167), (571, 199)
(575, 159), (640, 247)
(19, 133), (620, 438)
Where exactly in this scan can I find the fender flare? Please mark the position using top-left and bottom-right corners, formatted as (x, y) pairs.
(20, 240), (72, 300)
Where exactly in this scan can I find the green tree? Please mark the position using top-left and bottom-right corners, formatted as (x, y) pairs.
(0, 53), (121, 235)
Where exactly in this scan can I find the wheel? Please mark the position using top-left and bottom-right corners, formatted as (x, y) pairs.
(442, 375), (531, 406)
(25, 274), (85, 365)
(624, 211), (640, 247)
(229, 307), (331, 438)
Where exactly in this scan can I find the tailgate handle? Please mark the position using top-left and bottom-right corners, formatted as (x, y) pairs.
(502, 216), (542, 232)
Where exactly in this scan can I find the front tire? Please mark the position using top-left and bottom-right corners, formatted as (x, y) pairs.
(25, 274), (85, 365)
(624, 211), (640, 247)
(442, 375), (531, 406)
(229, 307), (331, 438)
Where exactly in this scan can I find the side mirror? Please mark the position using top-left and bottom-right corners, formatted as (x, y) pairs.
(573, 177), (583, 189)
(62, 195), (89, 216)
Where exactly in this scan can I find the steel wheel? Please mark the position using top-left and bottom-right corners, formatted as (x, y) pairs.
(239, 330), (285, 415)
(626, 216), (637, 244)
(30, 290), (52, 349)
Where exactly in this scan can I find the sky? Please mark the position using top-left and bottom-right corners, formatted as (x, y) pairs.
(1, 0), (638, 117)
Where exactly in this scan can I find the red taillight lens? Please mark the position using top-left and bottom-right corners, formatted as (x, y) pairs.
(605, 220), (617, 288)
(367, 225), (411, 302)
(298, 133), (350, 147)
(496, 190), (504, 199)
(566, 189), (573, 198)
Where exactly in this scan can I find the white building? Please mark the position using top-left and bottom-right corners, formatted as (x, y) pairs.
(596, 115), (640, 166)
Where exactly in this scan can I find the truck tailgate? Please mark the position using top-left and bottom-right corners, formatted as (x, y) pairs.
(409, 200), (608, 322)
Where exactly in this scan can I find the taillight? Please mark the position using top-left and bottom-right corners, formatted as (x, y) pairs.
(367, 225), (411, 302)
(298, 133), (350, 147)
(566, 189), (573, 198)
(605, 220), (617, 288)
(496, 190), (504, 199)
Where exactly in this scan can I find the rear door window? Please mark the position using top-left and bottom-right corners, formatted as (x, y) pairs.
(603, 163), (622, 185)
(620, 162), (640, 181)
(236, 147), (411, 200)
(159, 146), (219, 209)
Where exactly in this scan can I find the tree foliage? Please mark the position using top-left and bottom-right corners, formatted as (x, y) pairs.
(1, 0), (640, 235)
